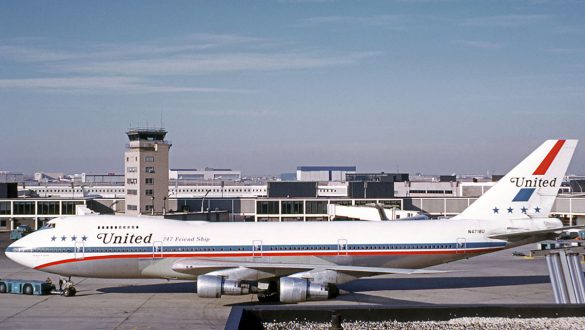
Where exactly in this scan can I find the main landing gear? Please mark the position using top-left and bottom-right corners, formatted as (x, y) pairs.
(256, 280), (279, 302)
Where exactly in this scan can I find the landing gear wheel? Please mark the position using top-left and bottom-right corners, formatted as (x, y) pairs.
(257, 280), (279, 302)
(63, 286), (76, 297)
(257, 292), (268, 302)
(257, 291), (279, 302)
(23, 284), (33, 295)
(0, 282), (6, 293)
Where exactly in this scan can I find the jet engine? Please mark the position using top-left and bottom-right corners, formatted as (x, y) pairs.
(279, 277), (339, 303)
(196, 275), (257, 298)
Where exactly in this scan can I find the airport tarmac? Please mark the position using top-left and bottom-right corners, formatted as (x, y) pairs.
(0, 232), (560, 330)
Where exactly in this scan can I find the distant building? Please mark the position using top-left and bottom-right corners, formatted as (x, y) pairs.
(439, 175), (456, 182)
(81, 173), (125, 184)
(0, 171), (24, 183)
(296, 166), (356, 182)
(348, 181), (395, 198)
(34, 172), (65, 182)
(279, 173), (296, 181)
(569, 177), (585, 193)
(395, 181), (458, 197)
(124, 128), (171, 215)
(267, 181), (318, 198)
(346, 172), (409, 182)
(169, 168), (241, 182)
(0, 183), (17, 198)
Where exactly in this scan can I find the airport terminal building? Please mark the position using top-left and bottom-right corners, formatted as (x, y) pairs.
(2, 180), (585, 231)
(2, 128), (585, 231)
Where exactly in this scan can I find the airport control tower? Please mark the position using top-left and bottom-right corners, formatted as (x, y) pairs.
(124, 128), (171, 216)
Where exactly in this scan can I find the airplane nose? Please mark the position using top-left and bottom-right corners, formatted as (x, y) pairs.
(5, 240), (26, 266)
(5, 241), (17, 262)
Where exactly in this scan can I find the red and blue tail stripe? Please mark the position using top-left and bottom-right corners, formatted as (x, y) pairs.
(512, 188), (535, 202)
(512, 140), (565, 202)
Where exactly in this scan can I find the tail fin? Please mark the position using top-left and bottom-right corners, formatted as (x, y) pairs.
(454, 139), (578, 220)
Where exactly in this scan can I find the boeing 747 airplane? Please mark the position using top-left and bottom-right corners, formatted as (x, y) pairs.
(5, 140), (579, 302)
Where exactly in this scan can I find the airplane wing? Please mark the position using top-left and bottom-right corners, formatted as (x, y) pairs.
(488, 225), (585, 242)
(172, 258), (447, 278)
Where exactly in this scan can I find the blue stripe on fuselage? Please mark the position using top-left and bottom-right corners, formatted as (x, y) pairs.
(5, 241), (507, 254)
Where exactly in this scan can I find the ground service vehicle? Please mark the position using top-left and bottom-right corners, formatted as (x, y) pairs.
(10, 225), (33, 240)
(0, 279), (53, 295)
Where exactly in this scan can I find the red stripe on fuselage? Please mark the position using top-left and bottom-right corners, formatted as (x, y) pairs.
(33, 247), (504, 270)
(533, 140), (565, 175)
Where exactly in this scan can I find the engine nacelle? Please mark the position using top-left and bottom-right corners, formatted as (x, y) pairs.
(197, 275), (257, 298)
(279, 277), (338, 303)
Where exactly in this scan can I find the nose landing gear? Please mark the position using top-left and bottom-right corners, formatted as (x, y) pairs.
(60, 277), (77, 297)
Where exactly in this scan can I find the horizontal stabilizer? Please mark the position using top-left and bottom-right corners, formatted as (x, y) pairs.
(488, 225), (585, 242)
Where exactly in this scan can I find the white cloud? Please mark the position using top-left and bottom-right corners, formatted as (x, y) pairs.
(0, 76), (250, 94)
(554, 26), (585, 34)
(278, 0), (335, 3)
(197, 109), (276, 118)
(460, 14), (550, 27)
(455, 40), (504, 49)
(0, 33), (380, 93)
(57, 51), (381, 76)
(0, 45), (79, 62)
(543, 47), (584, 54)
(295, 15), (405, 28)
(0, 34), (273, 63)
(1, 34), (380, 75)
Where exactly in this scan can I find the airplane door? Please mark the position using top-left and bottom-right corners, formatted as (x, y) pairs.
(456, 238), (467, 254)
(337, 239), (348, 256)
(74, 242), (85, 260)
(252, 240), (262, 258)
(153, 241), (163, 259)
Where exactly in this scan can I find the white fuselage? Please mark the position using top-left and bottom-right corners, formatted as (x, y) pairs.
(5, 215), (561, 283)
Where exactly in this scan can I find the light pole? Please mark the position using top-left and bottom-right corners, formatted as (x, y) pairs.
(151, 196), (155, 216)
(364, 181), (368, 199)
(201, 189), (211, 213)
(163, 196), (167, 216)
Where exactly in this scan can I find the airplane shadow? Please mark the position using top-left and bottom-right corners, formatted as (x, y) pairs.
(96, 282), (432, 307)
(95, 275), (551, 306)
(224, 300), (283, 307)
(224, 294), (429, 307)
(98, 281), (196, 294)
(339, 275), (550, 292)
(336, 293), (435, 306)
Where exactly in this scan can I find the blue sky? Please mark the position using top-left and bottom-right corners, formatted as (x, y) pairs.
(1, 1), (584, 176)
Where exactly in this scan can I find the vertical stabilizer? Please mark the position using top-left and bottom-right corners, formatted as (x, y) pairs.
(454, 139), (578, 220)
